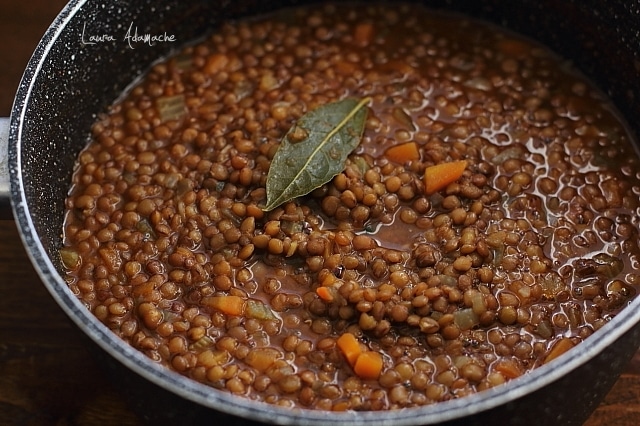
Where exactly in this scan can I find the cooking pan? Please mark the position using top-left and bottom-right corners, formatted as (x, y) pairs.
(1, 0), (640, 424)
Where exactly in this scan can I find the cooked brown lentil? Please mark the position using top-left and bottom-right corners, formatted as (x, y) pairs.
(61, 2), (640, 411)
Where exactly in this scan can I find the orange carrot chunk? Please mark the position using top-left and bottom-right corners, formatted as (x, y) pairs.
(353, 22), (375, 46)
(544, 337), (575, 364)
(201, 295), (246, 316)
(316, 286), (335, 302)
(493, 358), (522, 379)
(385, 141), (420, 164)
(424, 160), (468, 195)
(353, 351), (383, 380)
(203, 53), (229, 75)
(337, 332), (362, 366)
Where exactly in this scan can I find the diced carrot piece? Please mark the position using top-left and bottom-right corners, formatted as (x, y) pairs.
(337, 332), (362, 366)
(353, 351), (383, 380)
(544, 338), (575, 364)
(494, 358), (522, 379)
(335, 60), (357, 75)
(316, 286), (334, 302)
(204, 53), (229, 74)
(424, 160), (468, 195)
(385, 142), (420, 164)
(354, 22), (375, 46)
(201, 295), (246, 316)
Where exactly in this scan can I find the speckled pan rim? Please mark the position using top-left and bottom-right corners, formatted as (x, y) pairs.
(8, 1), (640, 424)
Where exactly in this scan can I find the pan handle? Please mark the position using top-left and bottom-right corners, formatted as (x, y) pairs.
(0, 117), (11, 219)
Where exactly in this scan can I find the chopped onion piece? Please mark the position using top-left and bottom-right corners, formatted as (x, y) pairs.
(453, 308), (479, 331)
(157, 94), (186, 122)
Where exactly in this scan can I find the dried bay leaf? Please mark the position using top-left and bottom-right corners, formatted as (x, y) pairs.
(263, 97), (370, 211)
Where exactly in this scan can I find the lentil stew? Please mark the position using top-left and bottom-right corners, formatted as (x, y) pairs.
(60, 2), (640, 411)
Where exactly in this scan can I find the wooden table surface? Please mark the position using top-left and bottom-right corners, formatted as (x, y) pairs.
(1, 1), (640, 425)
